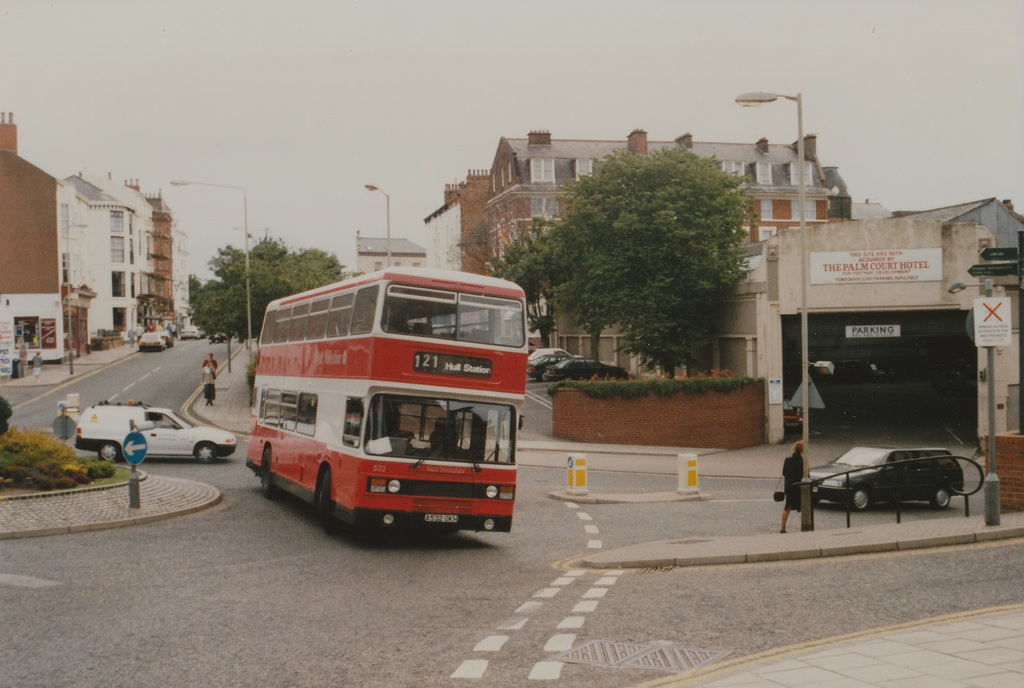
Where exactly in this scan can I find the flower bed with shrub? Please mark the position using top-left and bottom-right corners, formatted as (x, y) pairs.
(549, 370), (765, 450)
(0, 427), (116, 494)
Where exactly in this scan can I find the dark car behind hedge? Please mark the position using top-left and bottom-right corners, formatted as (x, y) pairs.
(541, 357), (630, 382)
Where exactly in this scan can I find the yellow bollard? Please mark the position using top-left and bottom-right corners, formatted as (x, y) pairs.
(678, 453), (698, 494)
(567, 454), (588, 495)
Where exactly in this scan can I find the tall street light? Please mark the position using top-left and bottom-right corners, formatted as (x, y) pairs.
(949, 279), (1001, 526)
(736, 90), (812, 531)
(170, 180), (252, 351)
(364, 184), (391, 268)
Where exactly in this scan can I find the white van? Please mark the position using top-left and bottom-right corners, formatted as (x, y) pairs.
(75, 402), (237, 463)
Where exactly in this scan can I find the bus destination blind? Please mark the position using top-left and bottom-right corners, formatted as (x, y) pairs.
(413, 352), (492, 379)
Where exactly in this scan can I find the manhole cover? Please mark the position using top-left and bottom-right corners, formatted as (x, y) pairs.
(554, 639), (732, 674)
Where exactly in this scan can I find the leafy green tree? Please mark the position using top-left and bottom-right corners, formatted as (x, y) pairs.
(550, 147), (750, 375)
(191, 238), (349, 340)
(491, 222), (562, 347)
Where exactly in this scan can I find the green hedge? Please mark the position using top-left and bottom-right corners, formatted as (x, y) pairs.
(548, 375), (757, 399)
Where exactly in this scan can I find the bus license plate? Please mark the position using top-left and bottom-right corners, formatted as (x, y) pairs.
(424, 513), (458, 524)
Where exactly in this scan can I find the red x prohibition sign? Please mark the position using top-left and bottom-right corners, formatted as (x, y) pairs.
(983, 301), (1004, 322)
(973, 297), (1012, 346)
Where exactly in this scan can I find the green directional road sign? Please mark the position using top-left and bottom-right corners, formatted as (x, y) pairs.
(980, 247), (1019, 261)
(969, 262), (1018, 277)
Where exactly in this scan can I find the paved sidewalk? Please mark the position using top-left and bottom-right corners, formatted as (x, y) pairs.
(657, 604), (1024, 688)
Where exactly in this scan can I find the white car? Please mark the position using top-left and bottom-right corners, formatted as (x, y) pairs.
(179, 325), (200, 340)
(138, 332), (166, 352)
(75, 402), (237, 464)
(528, 347), (570, 364)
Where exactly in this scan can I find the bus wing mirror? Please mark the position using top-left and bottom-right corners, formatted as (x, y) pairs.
(519, 415), (525, 430)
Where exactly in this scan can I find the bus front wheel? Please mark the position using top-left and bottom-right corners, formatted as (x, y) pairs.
(260, 446), (279, 500)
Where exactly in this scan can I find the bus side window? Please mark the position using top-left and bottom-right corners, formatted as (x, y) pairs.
(343, 398), (363, 447)
(289, 303), (310, 341)
(265, 390), (282, 427)
(326, 293), (354, 338)
(281, 392), (298, 432)
(296, 393), (317, 436)
(273, 308), (292, 343)
(350, 285), (380, 335)
(259, 310), (277, 345)
(306, 299), (330, 339)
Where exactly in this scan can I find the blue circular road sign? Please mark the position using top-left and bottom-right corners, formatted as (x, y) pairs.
(123, 431), (148, 465)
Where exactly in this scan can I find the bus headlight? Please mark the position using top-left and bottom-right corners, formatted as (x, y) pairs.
(485, 485), (498, 499)
(483, 518), (495, 531)
(388, 479), (402, 494)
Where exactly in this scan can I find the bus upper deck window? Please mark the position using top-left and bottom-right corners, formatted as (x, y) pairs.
(350, 285), (379, 335)
(273, 308), (292, 343)
(260, 310), (277, 345)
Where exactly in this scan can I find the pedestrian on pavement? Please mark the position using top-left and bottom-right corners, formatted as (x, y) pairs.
(32, 352), (43, 381)
(780, 440), (804, 533)
(205, 353), (218, 375)
(202, 362), (216, 406)
(128, 327), (137, 348)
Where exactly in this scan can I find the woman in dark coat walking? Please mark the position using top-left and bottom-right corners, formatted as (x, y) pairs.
(780, 440), (804, 533)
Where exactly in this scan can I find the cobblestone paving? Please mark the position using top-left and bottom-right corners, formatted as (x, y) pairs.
(0, 472), (221, 539)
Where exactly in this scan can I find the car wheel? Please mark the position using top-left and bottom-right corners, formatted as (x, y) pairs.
(930, 485), (951, 510)
(850, 486), (871, 512)
(194, 441), (217, 464)
(316, 467), (341, 534)
(260, 445), (279, 499)
(98, 442), (122, 462)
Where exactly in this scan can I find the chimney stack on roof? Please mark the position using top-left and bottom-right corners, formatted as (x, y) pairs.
(0, 111), (17, 154)
(756, 137), (769, 154)
(627, 129), (648, 155)
(801, 134), (817, 161)
(528, 130), (551, 146)
(675, 132), (693, 149)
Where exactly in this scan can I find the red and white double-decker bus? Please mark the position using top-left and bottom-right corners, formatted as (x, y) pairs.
(246, 268), (527, 532)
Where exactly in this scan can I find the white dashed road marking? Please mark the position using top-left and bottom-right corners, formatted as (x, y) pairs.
(473, 635), (509, 652)
(544, 634), (576, 652)
(528, 661), (564, 680)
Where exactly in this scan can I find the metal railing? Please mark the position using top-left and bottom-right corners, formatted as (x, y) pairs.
(801, 454), (985, 528)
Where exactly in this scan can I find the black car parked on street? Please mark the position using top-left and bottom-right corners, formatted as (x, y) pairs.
(541, 357), (631, 382)
(527, 352), (573, 380)
(809, 446), (964, 512)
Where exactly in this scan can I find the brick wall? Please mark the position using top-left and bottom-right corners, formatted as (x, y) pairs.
(991, 433), (1024, 512)
(551, 383), (765, 450)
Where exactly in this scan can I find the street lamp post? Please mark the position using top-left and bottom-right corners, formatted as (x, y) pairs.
(948, 279), (1001, 526)
(170, 180), (252, 350)
(364, 184), (391, 268)
(737, 90), (813, 531)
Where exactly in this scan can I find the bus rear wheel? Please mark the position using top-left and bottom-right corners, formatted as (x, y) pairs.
(260, 446), (279, 500)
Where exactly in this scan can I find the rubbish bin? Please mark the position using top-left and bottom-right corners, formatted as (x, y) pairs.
(11, 359), (20, 378)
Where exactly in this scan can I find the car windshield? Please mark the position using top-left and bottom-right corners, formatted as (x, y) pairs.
(164, 411), (194, 429)
(833, 447), (889, 467)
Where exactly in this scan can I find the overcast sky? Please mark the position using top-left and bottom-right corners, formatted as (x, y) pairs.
(2, 0), (1022, 279)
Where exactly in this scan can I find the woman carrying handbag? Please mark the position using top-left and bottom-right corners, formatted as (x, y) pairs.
(779, 440), (804, 533)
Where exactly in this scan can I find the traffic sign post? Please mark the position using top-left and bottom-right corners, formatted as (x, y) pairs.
(123, 429), (148, 509)
(980, 246), (1018, 262)
(968, 262), (1018, 278)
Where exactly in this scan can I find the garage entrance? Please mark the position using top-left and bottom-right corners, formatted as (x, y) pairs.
(781, 309), (978, 448)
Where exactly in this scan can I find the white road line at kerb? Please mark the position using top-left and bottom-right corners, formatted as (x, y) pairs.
(526, 389), (552, 409)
